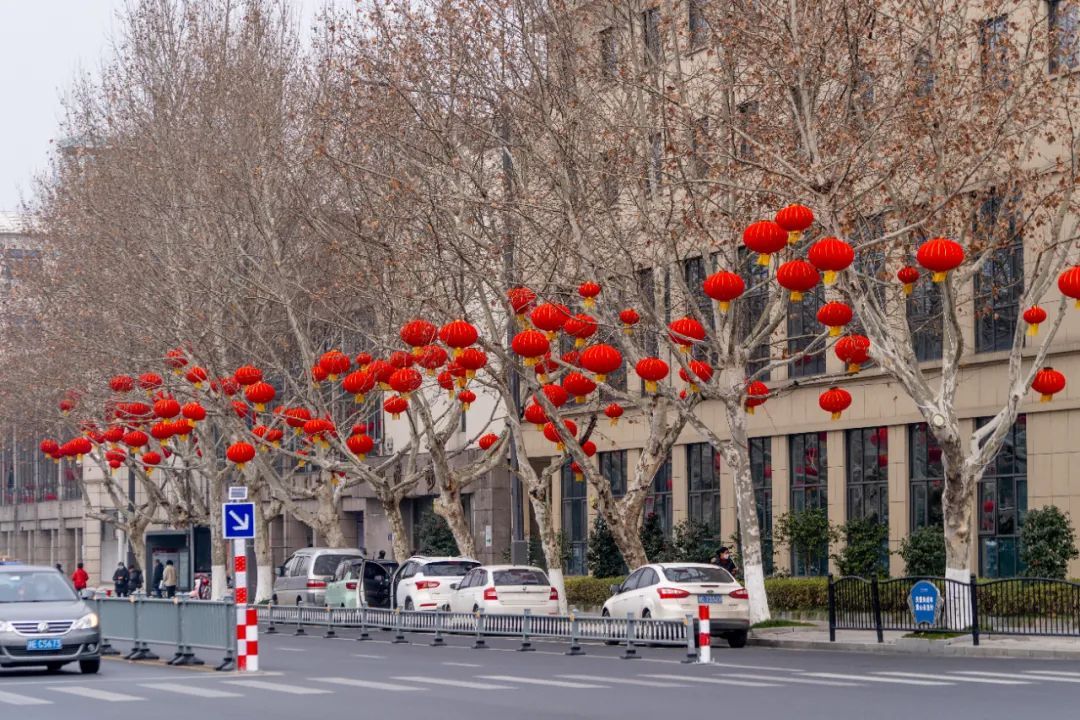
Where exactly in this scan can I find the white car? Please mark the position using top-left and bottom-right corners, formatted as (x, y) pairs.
(391, 556), (479, 611)
(447, 565), (560, 615)
(601, 563), (750, 647)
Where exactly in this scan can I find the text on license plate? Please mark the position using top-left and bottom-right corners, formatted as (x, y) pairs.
(698, 595), (724, 604)
(26, 639), (63, 651)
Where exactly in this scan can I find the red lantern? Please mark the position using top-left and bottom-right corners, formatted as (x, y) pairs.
(578, 343), (623, 382)
(563, 372), (597, 403)
(834, 335), (871, 373)
(1023, 305), (1047, 336)
(571, 461), (584, 480)
(227, 442), (256, 468)
(387, 351), (412, 369)
(355, 352), (373, 368)
(536, 384), (570, 408)
(897, 266), (921, 296)
(388, 367), (423, 396)
(458, 389), (477, 411)
(508, 287), (537, 318)
(512, 330), (550, 366)
(105, 449), (126, 464)
(1031, 367), (1066, 402)
(775, 203), (815, 244)
(212, 377), (239, 396)
(448, 360), (468, 388)
(524, 403), (548, 428)
(234, 365), (263, 386)
(819, 387), (853, 420)
(347, 434), (375, 459)
(702, 271), (745, 313)
(457, 347), (488, 379)
(416, 345), (448, 375)
(342, 370), (376, 402)
(59, 398), (75, 415)
(807, 237), (854, 285)
(438, 320), (479, 356)
(745, 380), (769, 414)
(563, 313), (598, 348)
(150, 421), (175, 443)
(384, 395), (409, 419)
(153, 397), (181, 419)
(529, 303), (571, 338)
(534, 355), (559, 383)
(582, 440), (597, 458)
(138, 373), (163, 392)
(916, 237), (965, 282)
(816, 301), (853, 337)
(983, 499), (995, 514)
(1059, 265), (1080, 308)
(605, 402), (624, 426)
(743, 220), (788, 265)
(39, 439), (59, 456)
(140, 451), (162, 467)
(164, 348), (188, 373)
(367, 359), (393, 390)
(284, 407), (311, 432)
(668, 316), (706, 352)
(635, 357), (670, 392)
(232, 401), (250, 419)
(185, 366), (208, 388)
(244, 381), (276, 411)
(679, 360), (714, 392)
(478, 433), (500, 451)
(400, 319), (438, 352)
(437, 370), (454, 398)
(578, 281), (602, 307)
(319, 350), (351, 380)
(776, 259), (820, 302)
(104, 426), (125, 445)
(265, 428), (284, 446)
(110, 375), (135, 393)
(123, 430), (149, 449)
(542, 419), (578, 450)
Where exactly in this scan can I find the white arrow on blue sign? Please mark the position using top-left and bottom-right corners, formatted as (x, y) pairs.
(223, 502), (256, 539)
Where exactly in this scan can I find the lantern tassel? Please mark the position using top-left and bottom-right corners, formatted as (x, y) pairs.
(575, 396), (586, 404)
(1027, 323), (1039, 337)
(903, 283), (914, 296)
(932, 271), (947, 283)
(848, 362), (861, 374)
(790, 291), (803, 302)
(1041, 393), (1052, 403)
(583, 298), (595, 308)
(645, 380), (658, 393)
(824, 270), (838, 285)
(746, 406), (755, 415)
(718, 300), (730, 313)
(574, 338), (585, 348)
(462, 403), (471, 411)
(609, 417), (619, 426)
(354, 393), (365, 403)
(831, 411), (842, 420)
(574, 470), (584, 481)
(756, 253), (771, 266)
(787, 230), (801, 245)
(623, 326), (633, 335)
(829, 326), (842, 337)
(595, 373), (606, 383)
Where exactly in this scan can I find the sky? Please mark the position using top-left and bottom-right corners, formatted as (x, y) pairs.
(0, 0), (347, 214)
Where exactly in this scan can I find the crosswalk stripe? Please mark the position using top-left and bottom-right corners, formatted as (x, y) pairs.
(723, 672), (860, 687)
(50, 687), (143, 702)
(0, 689), (52, 706)
(224, 680), (330, 695)
(394, 676), (511, 690)
(708, 662), (806, 673)
(442, 662), (482, 668)
(957, 671), (1080, 684)
(803, 673), (952, 686)
(556, 675), (688, 688)
(478, 675), (607, 689)
(876, 672), (1029, 686)
(314, 677), (421, 692)
(1022, 670), (1080, 678)
(641, 674), (777, 688)
(138, 682), (244, 698)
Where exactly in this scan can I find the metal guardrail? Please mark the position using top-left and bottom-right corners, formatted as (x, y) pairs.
(93, 597), (237, 670)
(256, 605), (695, 659)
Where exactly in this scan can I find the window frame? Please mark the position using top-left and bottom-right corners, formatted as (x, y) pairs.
(1048, 0), (1080, 73)
(908, 423), (945, 531)
(845, 427), (889, 524)
(977, 415), (1028, 578)
(686, 443), (721, 537)
(789, 432), (829, 576)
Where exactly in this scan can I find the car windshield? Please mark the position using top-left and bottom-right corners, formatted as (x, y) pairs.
(662, 566), (735, 584)
(493, 569), (548, 586)
(0, 571), (77, 603)
(422, 561), (479, 577)
(314, 554), (361, 576)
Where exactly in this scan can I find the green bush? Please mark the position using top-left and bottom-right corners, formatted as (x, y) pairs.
(763, 577), (829, 611)
(415, 512), (458, 556)
(775, 508), (837, 576)
(666, 519), (719, 563)
(898, 525), (946, 576)
(833, 517), (890, 577)
(587, 516), (627, 578)
(1020, 506), (1079, 579)
(641, 512), (669, 562)
(565, 575), (624, 609)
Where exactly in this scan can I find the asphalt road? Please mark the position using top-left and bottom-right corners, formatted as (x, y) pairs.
(3, 627), (1079, 719)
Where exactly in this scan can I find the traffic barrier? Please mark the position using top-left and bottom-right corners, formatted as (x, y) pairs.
(697, 604), (711, 664)
(94, 597), (236, 671)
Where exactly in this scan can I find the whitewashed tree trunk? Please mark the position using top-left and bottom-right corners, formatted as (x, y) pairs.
(434, 490), (477, 558)
(253, 500), (276, 603)
(530, 497), (568, 613)
(379, 490), (412, 562)
(209, 499), (229, 599)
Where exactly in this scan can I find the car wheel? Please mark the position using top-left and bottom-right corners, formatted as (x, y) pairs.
(405, 598), (414, 612)
(45, 662), (64, 673)
(472, 605), (479, 613)
(271, 595), (278, 605)
(726, 630), (748, 649)
(641, 609), (651, 619)
(79, 659), (100, 674)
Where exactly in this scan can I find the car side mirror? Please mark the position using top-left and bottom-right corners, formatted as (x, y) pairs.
(449, 583), (459, 590)
(609, 584), (621, 596)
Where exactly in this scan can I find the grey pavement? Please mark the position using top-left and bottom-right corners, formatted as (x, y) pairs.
(3, 626), (1080, 719)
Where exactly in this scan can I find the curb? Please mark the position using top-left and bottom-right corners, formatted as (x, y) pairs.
(748, 636), (1080, 660)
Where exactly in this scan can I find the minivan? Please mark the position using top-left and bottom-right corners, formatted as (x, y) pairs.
(272, 548), (364, 606)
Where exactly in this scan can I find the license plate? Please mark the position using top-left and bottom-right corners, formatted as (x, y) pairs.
(26, 638), (63, 651)
(698, 594), (724, 604)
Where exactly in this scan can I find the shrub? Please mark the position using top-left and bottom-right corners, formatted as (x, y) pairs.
(415, 512), (458, 556)
(833, 517), (890, 577)
(1020, 506), (1079, 579)
(565, 575), (624, 609)
(587, 516), (627, 578)
(763, 577), (829, 611)
(641, 512), (669, 563)
(775, 509), (837, 576)
(899, 525), (946, 577)
(667, 519), (719, 563)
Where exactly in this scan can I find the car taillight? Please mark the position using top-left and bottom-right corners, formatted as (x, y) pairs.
(657, 587), (691, 599)
(549, 587), (559, 601)
(483, 587), (498, 601)
(415, 580), (441, 590)
(306, 580), (327, 589)
(729, 588), (749, 600)
(345, 582), (357, 590)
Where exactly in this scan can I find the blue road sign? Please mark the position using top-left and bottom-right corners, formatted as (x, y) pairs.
(908, 580), (942, 628)
(223, 502), (256, 539)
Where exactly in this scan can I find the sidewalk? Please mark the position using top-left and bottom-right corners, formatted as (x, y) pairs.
(749, 623), (1080, 659)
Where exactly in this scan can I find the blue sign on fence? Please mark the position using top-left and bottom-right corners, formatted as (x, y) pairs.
(908, 580), (942, 628)
(223, 502), (255, 539)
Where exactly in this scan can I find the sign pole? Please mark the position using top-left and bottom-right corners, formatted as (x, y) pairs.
(234, 536), (257, 671)
(697, 603), (711, 664)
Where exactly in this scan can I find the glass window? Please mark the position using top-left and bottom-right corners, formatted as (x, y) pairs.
(750, 437), (774, 576)
(645, 456), (673, 536)
(662, 565), (734, 583)
(599, 27), (619, 80)
(974, 192), (1023, 353)
(646, 131), (663, 193)
(907, 275), (943, 361)
(1051, 1), (1080, 72)
(909, 423), (944, 530)
(846, 428), (889, 524)
(787, 285), (826, 378)
(735, 101), (758, 161)
(493, 569), (549, 586)
(789, 432), (828, 576)
(691, 116), (710, 177)
(977, 415), (1027, 578)
(688, 0), (709, 48)
(598, 450), (628, 498)
(979, 14), (1010, 87)
(737, 247), (771, 380)
(638, 568), (660, 587)
(561, 463), (588, 575)
(914, 47), (935, 96)
(623, 568), (646, 590)
(686, 443), (721, 536)
(421, 561), (480, 577)
(642, 7), (661, 65)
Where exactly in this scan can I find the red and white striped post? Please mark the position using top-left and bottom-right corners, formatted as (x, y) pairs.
(234, 538), (258, 671)
(697, 603), (711, 664)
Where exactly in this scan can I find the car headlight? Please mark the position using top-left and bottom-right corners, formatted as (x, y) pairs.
(0, 621), (13, 633)
(71, 613), (99, 630)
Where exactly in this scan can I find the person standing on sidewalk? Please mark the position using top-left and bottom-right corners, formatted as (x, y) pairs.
(127, 564), (143, 596)
(112, 562), (130, 597)
(162, 560), (178, 598)
(151, 559), (165, 598)
(71, 563), (89, 593)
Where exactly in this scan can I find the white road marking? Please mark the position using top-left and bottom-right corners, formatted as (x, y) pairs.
(877, 672), (1029, 685)
(223, 680), (330, 695)
(277, 647), (307, 652)
(313, 677), (421, 692)
(0, 689), (52, 706)
(957, 671), (1080, 684)
(708, 661), (806, 673)
(641, 674), (777, 688)
(723, 672), (860, 687)
(351, 654), (386, 659)
(802, 673), (952, 686)
(138, 682), (244, 698)
(556, 675), (688, 688)
(1022, 670), (1080, 678)
(442, 662), (482, 668)
(478, 675), (607, 689)
(394, 676), (512, 690)
(50, 686), (143, 702)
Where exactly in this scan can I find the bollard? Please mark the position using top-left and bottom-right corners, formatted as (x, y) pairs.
(324, 608), (337, 639)
(357, 606), (371, 641)
(621, 613), (638, 660)
(472, 609), (487, 649)
(697, 603), (711, 664)
(681, 615), (697, 664)
(518, 609), (535, 652)
(294, 602), (307, 636)
(392, 608), (407, 643)
(565, 614), (584, 656)
(265, 606), (277, 635)
(431, 611), (446, 647)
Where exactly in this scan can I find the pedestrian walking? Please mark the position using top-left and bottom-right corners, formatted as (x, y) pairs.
(162, 559), (178, 598)
(71, 562), (89, 593)
(151, 559), (165, 598)
(112, 562), (130, 598)
(376, 550), (386, 560)
(127, 564), (143, 596)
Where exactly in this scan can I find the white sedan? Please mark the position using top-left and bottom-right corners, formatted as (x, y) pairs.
(601, 563), (750, 647)
(447, 565), (560, 615)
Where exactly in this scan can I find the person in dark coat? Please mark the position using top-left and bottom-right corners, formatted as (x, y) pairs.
(151, 559), (165, 598)
(713, 547), (739, 576)
(127, 564), (143, 595)
(112, 562), (130, 597)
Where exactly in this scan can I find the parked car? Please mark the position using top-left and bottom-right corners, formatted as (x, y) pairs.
(601, 563), (750, 647)
(391, 556), (480, 611)
(272, 548), (364, 606)
(447, 565), (559, 615)
(324, 558), (399, 608)
(0, 564), (101, 673)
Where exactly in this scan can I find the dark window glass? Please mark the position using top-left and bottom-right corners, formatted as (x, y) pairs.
(642, 8), (661, 65)
(974, 192), (1023, 353)
(846, 427), (889, 524)
(737, 247), (770, 380)
(561, 463), (588, 575)
(690, 116), (710, 177)
(686, 443), (721, 536)
(907, 277), (943, 361)
(645, 456), (673, 536)
(914, 46), (935, 96)
(599, 27), (619, 80)
(787, 285), (825, 377)
(646, 131), (663, 192)
(909, 423), (944, 531)
(1050, 1), (1080, 73)
(789, 432), (828, 576)
(750, 437), (774, 576)
(599, 450), (628, 498)
(735, 101), (757, 161)
(421, 561), (480, 577)
(979, 15), (1010, 87)
(314, 554), (361, 577)
(688, 0), (709, 48)
(977, 415), (1027, 578)
(493, 569), (549, 586)
(637, 268), (659, 357)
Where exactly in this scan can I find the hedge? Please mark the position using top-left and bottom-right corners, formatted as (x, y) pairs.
(565, 575), (625, 610)
(564, 574), (831, 611)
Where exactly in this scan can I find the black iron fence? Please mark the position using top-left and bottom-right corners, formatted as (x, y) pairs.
(828, 575), (1080, 644)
